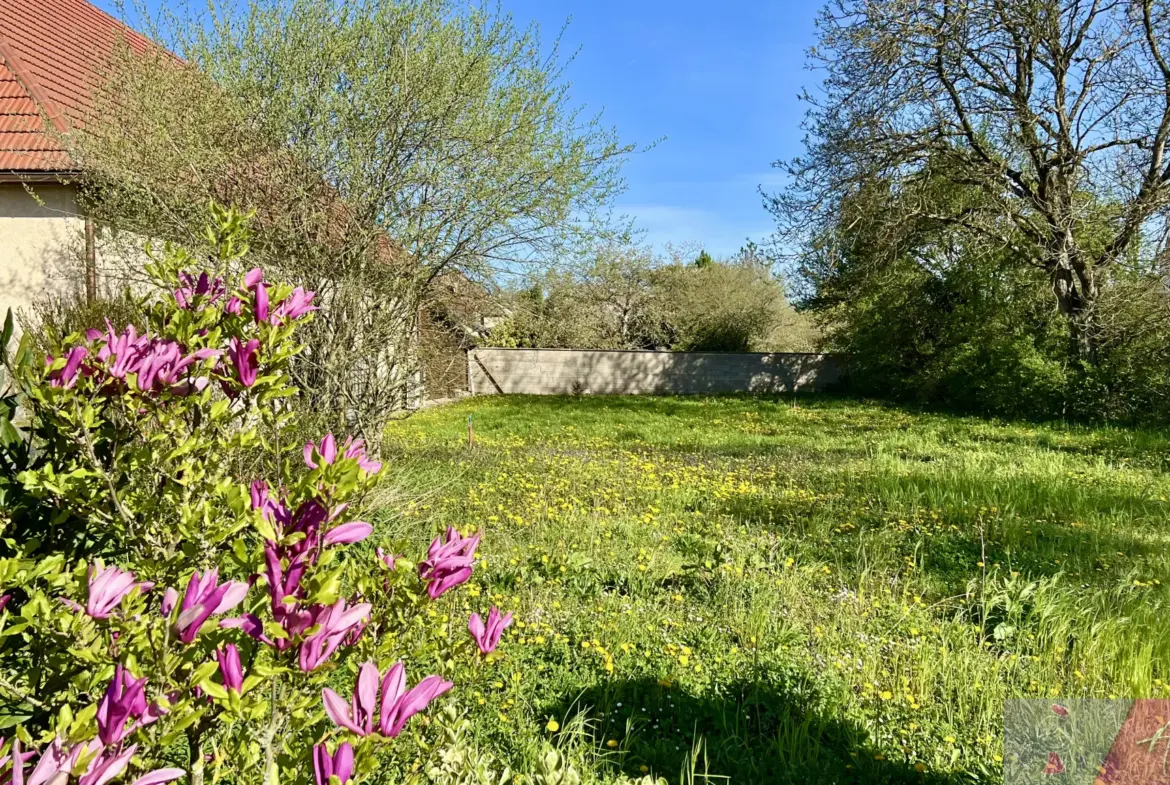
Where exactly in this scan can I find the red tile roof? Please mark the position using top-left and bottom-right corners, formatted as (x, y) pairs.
(0, 0), (152, 173)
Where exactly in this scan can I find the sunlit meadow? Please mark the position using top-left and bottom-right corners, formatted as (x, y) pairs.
(375, 395), (1170, 784)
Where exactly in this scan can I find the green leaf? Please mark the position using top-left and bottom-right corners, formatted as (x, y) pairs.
(199, 679), (229, 701)
(0, 309), (13, 364)
(254, 515), (277, 543)
(191, 661), (220, 685)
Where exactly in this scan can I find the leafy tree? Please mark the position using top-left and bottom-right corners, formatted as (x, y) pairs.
(490, 247), (817, 352)
(67, 0), (632, 430)
(771, 0), (1170, 359)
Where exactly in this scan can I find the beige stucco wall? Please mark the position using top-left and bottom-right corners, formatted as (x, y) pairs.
(0, 182), (86, 333)
(469, 348), (845, 396)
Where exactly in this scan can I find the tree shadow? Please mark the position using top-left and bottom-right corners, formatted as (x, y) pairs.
(545, 673), (978, 784)
(713, 481), (1167, 593)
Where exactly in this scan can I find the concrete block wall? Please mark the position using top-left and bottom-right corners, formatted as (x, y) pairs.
(468, 348), (843, 396)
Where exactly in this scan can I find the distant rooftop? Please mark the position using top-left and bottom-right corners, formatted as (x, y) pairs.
(0, 0), (152, 173)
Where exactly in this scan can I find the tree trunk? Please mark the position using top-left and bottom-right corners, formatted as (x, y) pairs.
(187, 727), (205, 785)
(1050, 239), (1098, 363)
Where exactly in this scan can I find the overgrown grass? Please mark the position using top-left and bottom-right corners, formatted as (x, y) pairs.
(376, 395), (1170, 784)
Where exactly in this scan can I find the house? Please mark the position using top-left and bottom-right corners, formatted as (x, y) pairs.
(0, 0), (152, 327)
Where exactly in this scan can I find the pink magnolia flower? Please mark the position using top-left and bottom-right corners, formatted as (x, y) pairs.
(298, 599), (371, 672)
(323, 661), (452, 739)
(217, 644), (244, 693)
(254, 282), (270, 324)
(63, 564), (152, 620)
(1, 738), (36, 785)
(133, 341), (220, 394)
(272, 287), (317, 324)
(379, 662), (453, 738)
(323, 522), (373, 547)
(93, 323), (148, 384)
(342, 437), (382, 474)
(26, 737), (102, 785)
(96, 665), (148, 745)
(78, 745), (137, 785)
(243, 267), (264, 289)
(128, 769), (186, 785)
(228, 337), (260, 388)
(376, 548), (400, 570)
(322, 662), (380, 736)
(250, 481), (292, 530)
(303, 434), (338, 468)
(167, 570), (249, 644)
(468, 606), (512, 655)
(224, 296), (243, 316)
(312, 743), (353, 785)
(418, 528), (480, 599)
(174, 271), (225, 311)
(49, 345), (88, 389)
(264, 542), (308, 615)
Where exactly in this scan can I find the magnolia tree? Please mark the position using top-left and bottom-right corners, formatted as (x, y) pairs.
(0, 207), (509, 785)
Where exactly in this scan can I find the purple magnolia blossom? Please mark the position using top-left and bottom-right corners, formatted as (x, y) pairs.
(322, 662), (380, 736)
(93, 322), (149, 384)
(62, 564), (152, 620)
(217, 644), (244, 693)
(1, 738), (36, 785)
(244, 267), (264, 289)
(323, 522), (373, 547)
(96, 665), (159, 746)
(272, 287), (317, 324)
(24, 738), (174, 785)
(63, 322), (219, 396)
(250, 481), (292, 530)
(174, 271), (225, 311)
(468, 606), (513, 655)
(312, 743), (353, 785)
(303, 434), (338, 468)
(228, 337), (260, 388)
(298, 599), (371, 672)
(47, 346), (88, 389)
(376, 548), (400, 570)
(379, 662), (453, 737)
(134, 342), (220, 394)
(167, 570), (249, 644)
(418, 528), (480, 599)
(254, 283), (270, 324)
(128, 770), (186, 785)
(342, 437), (382, 474)
(77, 745), (137, 785)
(26, 737), (102, 785)
(323, 661), (452, 739)
(224, 296), (243, 316)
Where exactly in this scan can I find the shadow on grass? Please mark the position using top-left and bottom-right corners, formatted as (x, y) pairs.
(715, 485), (1167, 592)
(545, 673), (980, 784)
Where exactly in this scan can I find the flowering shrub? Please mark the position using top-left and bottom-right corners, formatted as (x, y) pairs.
(0, 206), (503, 785)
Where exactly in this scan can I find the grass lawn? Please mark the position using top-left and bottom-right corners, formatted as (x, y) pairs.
(377, 395), (1170, 784)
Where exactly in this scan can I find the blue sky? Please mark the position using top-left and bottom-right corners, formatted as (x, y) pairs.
(499, 0), (819, 257)
(95, 0), (820, 258)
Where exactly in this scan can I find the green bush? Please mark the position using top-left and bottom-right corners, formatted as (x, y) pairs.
(0, 207), (497, 785)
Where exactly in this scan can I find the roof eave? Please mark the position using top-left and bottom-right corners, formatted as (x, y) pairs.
(0, 169), (81, 183)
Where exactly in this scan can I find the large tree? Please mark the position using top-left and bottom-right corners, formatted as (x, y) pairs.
(771, 0), (1170, 357)
(66, 0), (631, 429)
